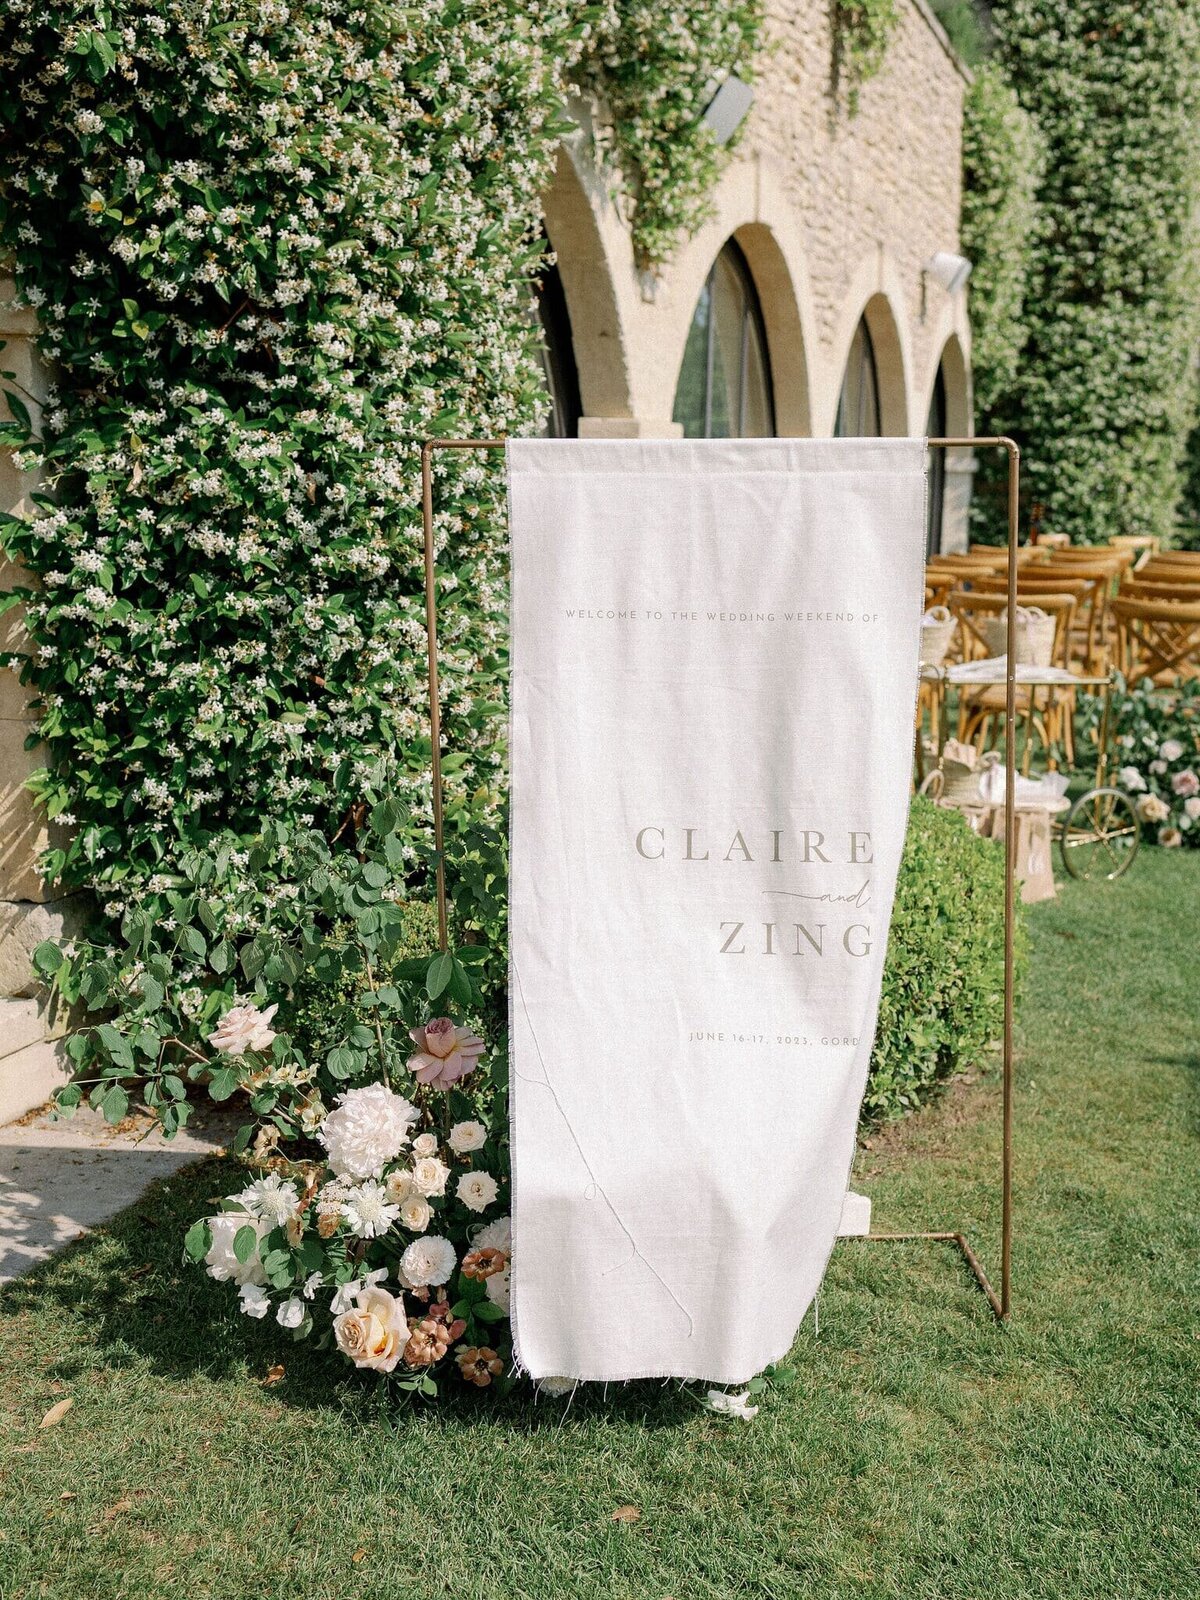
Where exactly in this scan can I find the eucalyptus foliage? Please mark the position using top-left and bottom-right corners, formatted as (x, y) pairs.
(988, 1), (1200, 544)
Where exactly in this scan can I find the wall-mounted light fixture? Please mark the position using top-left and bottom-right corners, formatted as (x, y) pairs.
(700, 75), (754, 145)
(921, 251), (972, 320)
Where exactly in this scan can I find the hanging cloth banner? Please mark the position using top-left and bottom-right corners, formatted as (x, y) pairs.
(507, 437), (927, 1383)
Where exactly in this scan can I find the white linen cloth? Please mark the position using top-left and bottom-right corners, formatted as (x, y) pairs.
(506, 437), (927, 1383)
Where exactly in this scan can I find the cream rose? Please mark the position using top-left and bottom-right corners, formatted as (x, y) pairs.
(456, 1170), (499, 1213)
(333, 1286), (408, 1373)
(448, 1120), (487, 1154)
(399, 1195), (432, 1233)
(411, 1156), (450, 1197)
(411, 1132), (439, 1159)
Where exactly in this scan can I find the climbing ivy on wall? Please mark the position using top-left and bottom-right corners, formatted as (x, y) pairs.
(576, 2), (765, 271)
(831, 0), (899, 113)
(986, 1), (1200, 544)
(0, 0), (764, 960)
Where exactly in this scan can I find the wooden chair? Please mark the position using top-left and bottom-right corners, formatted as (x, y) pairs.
(948, 589), (1080, 765)
(1120, 577), (1200, 604)
(1109, 534), (1159, 571)
(967, 572), (1102, 672)
(1109, 597), (1200, 686)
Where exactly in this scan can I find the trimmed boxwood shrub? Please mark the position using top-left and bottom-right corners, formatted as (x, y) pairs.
(865, 796), (1019, 1122)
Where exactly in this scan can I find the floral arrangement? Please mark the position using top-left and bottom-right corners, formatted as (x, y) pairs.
(189, 1012), (522, 1397)
(1079, 676), (1200, 847)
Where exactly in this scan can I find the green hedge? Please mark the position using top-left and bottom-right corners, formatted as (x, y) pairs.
(866, 796), (1018, 1122)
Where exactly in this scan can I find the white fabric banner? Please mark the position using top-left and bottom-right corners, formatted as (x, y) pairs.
(507, 437), (926, 1383)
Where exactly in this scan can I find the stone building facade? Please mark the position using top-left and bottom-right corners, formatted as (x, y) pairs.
(0, 0), (972, 1121)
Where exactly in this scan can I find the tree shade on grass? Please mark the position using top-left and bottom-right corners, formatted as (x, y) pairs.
(1, 850), (1197, 1600)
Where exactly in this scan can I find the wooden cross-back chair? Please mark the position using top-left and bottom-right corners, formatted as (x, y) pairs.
(947, 589), (1080, 765)
(968, 570), (1108, 673)
(1109, 596), (1200, 686)
(1120, 577), (1200, 604)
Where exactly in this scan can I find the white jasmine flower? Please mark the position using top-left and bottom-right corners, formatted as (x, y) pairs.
(208, 1000), (278, 1057)
(341, 1181), (401, 1239)
(705, 1389), (759, 1420)
(411, 1155), (450, 1197)
(276, 1297), (306, 1330)
(204, 1213), (268, 1286)
(448, 1119), (487, 1154)
(456, 1170), (499, 1213)
(411, 1131), (439, 1159)
(398, 1235), (457, 1288)
(319, 1084), (417, 1179)
(238, 1284), (270, 1319)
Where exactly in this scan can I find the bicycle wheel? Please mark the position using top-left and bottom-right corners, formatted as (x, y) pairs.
(1059, 787), (1140, 881)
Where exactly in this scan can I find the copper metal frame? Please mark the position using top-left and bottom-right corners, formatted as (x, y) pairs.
(419, 435), (1020, 1323)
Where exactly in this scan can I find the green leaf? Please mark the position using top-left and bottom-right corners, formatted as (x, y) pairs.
(184, 1218), (213, 1261)
(100, 1083), (128, 1123)
(475, 1299), (506, 1323)
(31, 939), (64, 977)
(232, 1224), (258, 1264)
(426, 950), (453, 1000)
(138, 973), (164, 1011)
(208, 1066), (240, 1101)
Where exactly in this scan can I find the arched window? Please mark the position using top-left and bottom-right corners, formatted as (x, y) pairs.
(925, 364), (947, 557)
(534, 257), (581, 438)
(835, 317), (881, 437)
(672, 240), (774, 438)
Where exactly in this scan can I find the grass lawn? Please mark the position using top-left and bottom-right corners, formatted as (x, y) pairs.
(2, 850), (1197, 1600)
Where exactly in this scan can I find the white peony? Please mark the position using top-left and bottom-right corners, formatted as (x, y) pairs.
(319, 1084), (418, 1179)
(1160, 738), (1184, 762)
(238, 1284), (270, 1318)
(411, 1156), (450, 1197)
(234, 1173), (299, 1227)
(1117, 766), (1146, 792)
(276, 1296), (306, 1329)
(205, 1212), (269, 1286)
(208, 1001), (277, 1057)
(473, 1214), (512, 1254)
(399, 1195), (432, 1233)
(456, 1170), (499, 1213)
(398, 1234), (457, 1287)
(341, 1180), (401, 1239)
(448, 1120), (487, 1154)
(411, 1132), (439, 1159)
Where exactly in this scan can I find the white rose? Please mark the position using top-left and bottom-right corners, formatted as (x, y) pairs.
(1137, 793), (1170, 823)
(456, 1170), (499, 1213)
(1160, 739), (1184, 762)
(1185, 796), (1200, 820)
(399, 1195), (432, 1233)
(411, 1132), (439, 1159)
(448, 1120), (487, 1154)
(1118, 766), (1146, 792)
(411, 1156), (450, 1197)
(386, 1169), (419, 1203)
(1149, 760), (1167, 776)
(276, 1297), (306, 1330)
(208, 1000), (278, 1057)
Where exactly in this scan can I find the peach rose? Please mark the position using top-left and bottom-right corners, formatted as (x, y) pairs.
(408, 1018), (485, 1090)
(332, 1286), (408, 1373)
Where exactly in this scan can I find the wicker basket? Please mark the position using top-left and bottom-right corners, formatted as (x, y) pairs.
(920, 605), (955, 667)
(981, 605), (1055, 666)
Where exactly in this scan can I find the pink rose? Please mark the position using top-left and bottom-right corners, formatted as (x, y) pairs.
(408, 1018), (485, 1090)
(1171, 768), (1198, 797)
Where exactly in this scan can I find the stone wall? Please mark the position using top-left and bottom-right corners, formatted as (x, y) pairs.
(0, 282), (76, 1123)
(546, 0), (976, 519)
